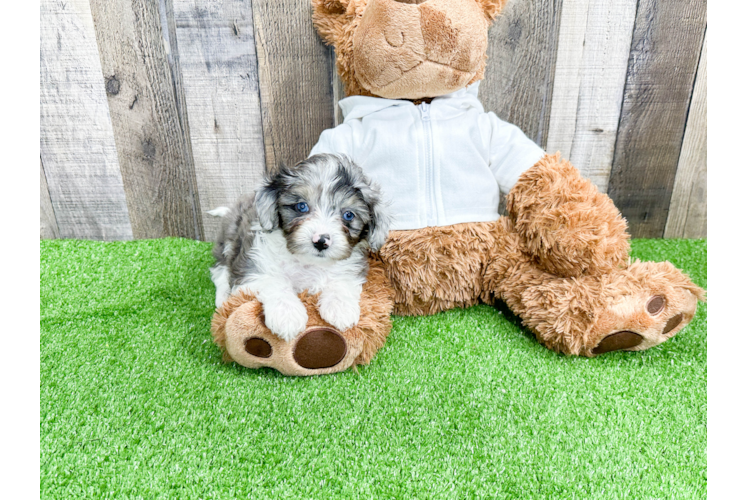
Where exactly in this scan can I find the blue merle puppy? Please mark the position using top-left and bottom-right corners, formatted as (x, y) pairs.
(209, 154), (391, 341)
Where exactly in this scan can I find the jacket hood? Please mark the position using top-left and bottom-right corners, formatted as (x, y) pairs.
(339, 82), (485, 122)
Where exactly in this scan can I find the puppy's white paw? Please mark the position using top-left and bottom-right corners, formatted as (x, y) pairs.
(319, 295), (360, 332)
(263, 298), (308, 342)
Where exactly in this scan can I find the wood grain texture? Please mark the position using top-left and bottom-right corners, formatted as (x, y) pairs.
(158, 0), (193, 145)
(665, 31), (707, 239)
(40, 159), (60, 240)
(545, 0), (637, 192)
(40, 0), (133, 240)
(252, 0), (335, 172)
(479, 0), (563, 149)
(90, 0), (202, 239)
(171, 0), (267, 241)
(332, 50), (346, 127)
(607, 0), (707, 238)
(158, 0), (203, 237)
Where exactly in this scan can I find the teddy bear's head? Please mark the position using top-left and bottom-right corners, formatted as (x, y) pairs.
(312, 0), (506, 100)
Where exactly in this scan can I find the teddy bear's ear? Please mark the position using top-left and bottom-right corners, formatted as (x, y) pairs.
(475, 0), (507, 21)
(312, 0), (358, 47)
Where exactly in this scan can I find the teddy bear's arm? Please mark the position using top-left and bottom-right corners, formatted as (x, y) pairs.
(485, 111), (546, 196)
(309, 123), (355, 159)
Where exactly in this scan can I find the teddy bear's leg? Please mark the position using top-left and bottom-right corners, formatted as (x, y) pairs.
(506, 153), (630, 278)
(210, 257), (394, 375)
(378, 222), (498, 316)
(483, 218), (705, 356)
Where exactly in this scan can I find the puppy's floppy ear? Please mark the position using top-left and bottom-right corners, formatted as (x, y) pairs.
(361, 181), (392, 252)
(254, 182), (279, 230)
(254, 164), (290, 230)
(475, 0), (507, 22)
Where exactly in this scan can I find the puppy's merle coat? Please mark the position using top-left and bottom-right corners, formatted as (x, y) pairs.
(210, 154), (390, 341)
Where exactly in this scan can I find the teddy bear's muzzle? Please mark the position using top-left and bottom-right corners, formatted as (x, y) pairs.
(353, 0), (489, 99)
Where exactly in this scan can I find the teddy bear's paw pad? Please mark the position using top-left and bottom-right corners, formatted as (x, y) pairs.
(245, 337), (272, 358)
(646, 294), (688, 336)
(292, 327), (348, 369)
(592, 331), (643, 355)
(589, 285), (699, 355)
(646, 295), (666, 315)
(640, 291), (697, 344)
(663, 313), (684, 335)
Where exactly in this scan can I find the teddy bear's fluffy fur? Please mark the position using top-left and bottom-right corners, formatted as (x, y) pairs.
(379, 154), (703, 356)
(212, 0), (704, 374)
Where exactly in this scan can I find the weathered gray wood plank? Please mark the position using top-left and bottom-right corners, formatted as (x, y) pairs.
(40, 0), (132, 240)
(665, 31), (707, 239)
(171, 0), (267, 241)
(40, 159), (60, 240)
(331, 50), (346, 127)
(252, 0), (335, 172)
(479, 0), (563, 149)
(158, 0), (204, 238)
(158, 0), (193, 147)
(90, 0), (202, 239)
(607, 0), (707, 238)
(545, 0), (637, 192)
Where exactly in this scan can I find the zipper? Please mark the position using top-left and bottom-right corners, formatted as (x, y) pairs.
(419, 102), (437, 226)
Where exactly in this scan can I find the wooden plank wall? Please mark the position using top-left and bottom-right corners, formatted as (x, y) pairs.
(40, 0), (133, 240)
(170, 0), (267, 241)
(545, 0), (637, 192)
(89, 0), (203, 239)
(607, 0), (707, 238)
(39, 159), (59, 240)
(480, 0), (563, 148)
(252, 0), (336, 173)
(40, 0), (707, 241)
(665, 30), (707, 239)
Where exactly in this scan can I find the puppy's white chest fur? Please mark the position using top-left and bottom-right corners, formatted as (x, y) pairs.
(284, 262), (331, 295)
(218, 230), (367, 340)
(249, 230), (365, 295)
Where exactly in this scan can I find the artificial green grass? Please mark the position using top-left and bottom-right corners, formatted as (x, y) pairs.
(40, 238), (706, 499)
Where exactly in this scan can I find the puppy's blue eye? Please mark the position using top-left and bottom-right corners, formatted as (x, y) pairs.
(295, 202), (309, 213)
(343, 211), (355, 221)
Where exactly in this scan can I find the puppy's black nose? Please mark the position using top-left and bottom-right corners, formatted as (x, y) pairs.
(312, 234), (330, 251)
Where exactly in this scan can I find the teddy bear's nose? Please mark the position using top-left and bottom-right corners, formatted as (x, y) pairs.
(393, 0), (429, 4)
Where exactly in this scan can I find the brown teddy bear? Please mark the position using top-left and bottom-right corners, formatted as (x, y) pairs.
(212, 0), (704, 375)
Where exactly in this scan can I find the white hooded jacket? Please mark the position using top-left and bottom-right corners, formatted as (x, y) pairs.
(310, 82), (545, 231)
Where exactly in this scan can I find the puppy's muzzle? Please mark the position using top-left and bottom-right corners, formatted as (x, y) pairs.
(312, 233), (331, 251)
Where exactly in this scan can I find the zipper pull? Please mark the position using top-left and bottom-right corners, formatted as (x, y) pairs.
(419, 101), (430, 121)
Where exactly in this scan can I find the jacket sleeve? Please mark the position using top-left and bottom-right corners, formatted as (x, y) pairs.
(309, 123), (355, 158)
(486, 112), (546, 195)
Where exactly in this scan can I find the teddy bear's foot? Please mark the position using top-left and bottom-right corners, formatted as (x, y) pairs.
(587, 262), (704, 356)
(245, 326), (349, 369)
(235, 324), (354, 373)
(501, 260), (705, 357)
(292, 327), (349, 368)
(210, 258), (394, 376)
(590, 301), (694, 355)
(212, 295), (363, 376)
(592, 331), (645, 354)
